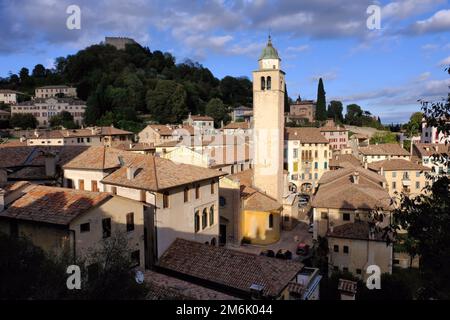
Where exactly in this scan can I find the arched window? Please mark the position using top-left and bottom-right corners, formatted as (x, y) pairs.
(202, 208), (208, 229)
(268, 213), (274, 229)
(267, 76), (272, 90)
(261, 77), (266, 90)
(194, 211), (200, 233)
(209, 206), (214, 226)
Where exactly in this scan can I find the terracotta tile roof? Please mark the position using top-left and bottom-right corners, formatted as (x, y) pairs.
(328, 221), (387, 242)
(223, 122), (250, 130)
(312, 168), (392, 210)
(285, 127), (329, 143)
(8, 167), (52, 180)
(157, 238), (304, 298)
(329, 154), (362, 168)
(368, 159), (431, 171)
(0, 186), (111, 225)
(0, 181), (31, 197)
(101, 155), (226, 191)
(114, 142), (155, 151)
(190, 115), (214, 121)
(144, 270), (237, 300)
(0, 146), (34, 168)
(24, 127), (132, 140)
(319, 125), (348, 132)
(63, 146), (136, 170)
(147, 124), (195, 137)
(359, 143), (409, 156)
(413, 143), (450, 157)
(0, 140), (27, 147)
(350, 133), (368, 140)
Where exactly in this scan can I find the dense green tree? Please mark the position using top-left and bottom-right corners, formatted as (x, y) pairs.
(327, 100), (344, 123)
(315, 78), (327, 121)
(32, 64), (47, 78)
(146, 80), (188, 123)
(10, 113), (38, 129)
(205, 98), (230, 127)
(403, 112), (423, 137)
(345, 104), (363, 125)
(49, 111), (77, 129)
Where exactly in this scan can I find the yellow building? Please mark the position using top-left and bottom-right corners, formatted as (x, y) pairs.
(219, 169), (282, 245)
(367, 159), (431, 197)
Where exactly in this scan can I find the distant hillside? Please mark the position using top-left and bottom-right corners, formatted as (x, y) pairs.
(0, 43), (253, 131)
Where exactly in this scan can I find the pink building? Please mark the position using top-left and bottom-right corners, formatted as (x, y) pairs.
(320, 120), (349, 151)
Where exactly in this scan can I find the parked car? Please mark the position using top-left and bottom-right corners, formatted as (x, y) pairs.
(275, 249), (292, 260)
(260, 249), (275, 258)
(296, 243), (310, 256)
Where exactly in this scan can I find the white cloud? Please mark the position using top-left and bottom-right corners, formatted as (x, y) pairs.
(410, 9), (450, 34)
(382, 0), (444, 20)
(286, 45), (310, 53)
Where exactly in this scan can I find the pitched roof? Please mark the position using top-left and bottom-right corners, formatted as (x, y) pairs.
(228, 169), (282, 212)
(312, 167), (392, 210)
(368, 159), (431, 171)
(24, 127), (132, 139)
(285, 127), (329, 143)
(328, 221), (387, 242)
(0, 186), (111, 225)
(190, 115), (214, 121)
(359, 143), (409, 156)
(144, 270), (237, 300)
(101, 155), (226, 191)
(146, 124), (195, 136)
(157, 238), (303, 298)
(329, 154), (362, 168)
(319, 125), (348, 132)
(413, 143), (450, 157)
(223, 122), (250, 130)
(0, 181), (31, 197)
(63, 146), (135, 170)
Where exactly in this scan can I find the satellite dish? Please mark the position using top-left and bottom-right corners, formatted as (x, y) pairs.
(135, 270), (144, 284)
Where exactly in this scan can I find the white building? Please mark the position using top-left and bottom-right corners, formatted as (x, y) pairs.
(183, 114), (215, 133)
(0, 89), (19, 105)
(12, 97), (86, 127)
(63, 147), (225, 265)
(35, 85), (77, 99)
(421, 121), (449, 144)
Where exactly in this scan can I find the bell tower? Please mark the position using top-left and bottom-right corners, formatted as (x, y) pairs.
(252, 36), (285, 202)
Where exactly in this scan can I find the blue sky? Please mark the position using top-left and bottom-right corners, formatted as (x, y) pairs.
(1, 0), (450, 123)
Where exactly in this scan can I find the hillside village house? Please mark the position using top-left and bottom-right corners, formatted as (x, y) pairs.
(222, 121), (252, 135)
(312, 167), (393, 279)
(421, 120), (450, 144)
(287, 100), (316, 124)
(138, 124), (194, 146)
(285, 127), (331, 193)
(183, 114), (215, 133)
(156, 238), (321, 300)
(12, 97), (86, 127)
(358, 143), (410, 164)
(63, 147), (225, 264)
(0, 185), (146, 268)
(412, 143), (450, 177)
(367, 159), (431, 197)
(231, 106), (253, 122)
(0, 89), (20, 105)
(35, 85), (77, 98)
(319, 120), (349, 152)
(161, 135), (252, 175)
(23, 126), (133, 147)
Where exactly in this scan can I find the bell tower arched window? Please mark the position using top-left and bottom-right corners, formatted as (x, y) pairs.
(267, 76), (272, 90)
(261, 77), (266, 90)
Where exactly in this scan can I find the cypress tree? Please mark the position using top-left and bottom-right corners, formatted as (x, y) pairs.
(316, 78), (327, 121)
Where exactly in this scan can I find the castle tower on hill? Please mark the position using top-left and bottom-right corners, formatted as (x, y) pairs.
(252, 36), (286, 203)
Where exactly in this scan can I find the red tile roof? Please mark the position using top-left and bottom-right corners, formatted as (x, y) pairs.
(157, 238), (303, 298)
(0, 186), (111, 225)
(285, 127), (329, 143)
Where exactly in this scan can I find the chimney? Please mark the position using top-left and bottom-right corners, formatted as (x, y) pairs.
(352, 171), (360, 184)
(44, 153), (57, 177)
(126, 166), (137, 180)
(0, 188), (5, 212)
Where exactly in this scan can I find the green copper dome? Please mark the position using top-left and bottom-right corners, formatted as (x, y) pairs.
(259, 36), (280, 60)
